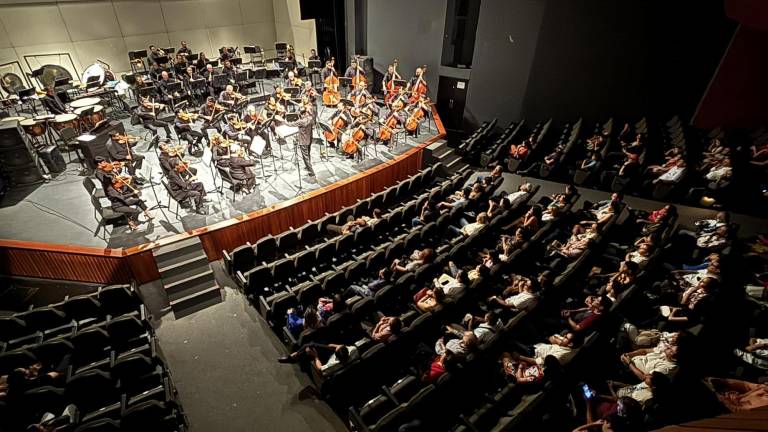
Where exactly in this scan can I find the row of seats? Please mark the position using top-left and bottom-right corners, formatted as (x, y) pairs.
(0, 284), (188, 432)
(223, 163), (448, 279)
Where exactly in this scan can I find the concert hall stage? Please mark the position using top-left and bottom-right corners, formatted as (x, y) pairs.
(0, 101), (444, 285)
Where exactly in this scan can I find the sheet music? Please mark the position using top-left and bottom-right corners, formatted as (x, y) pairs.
(275, 125), (299, 138)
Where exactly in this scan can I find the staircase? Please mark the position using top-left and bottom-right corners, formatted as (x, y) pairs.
(424, 140), (467, 174)
(153, 237), (222, 318)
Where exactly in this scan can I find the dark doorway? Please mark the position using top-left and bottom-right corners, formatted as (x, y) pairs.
(436, 76), (468, 132)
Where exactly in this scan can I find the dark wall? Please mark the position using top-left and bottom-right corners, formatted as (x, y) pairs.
(521, 0), (737, 124)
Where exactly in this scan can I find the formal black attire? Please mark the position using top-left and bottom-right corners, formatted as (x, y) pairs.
(41, 93), (67, 115)
(242, 113), (272, 156)
(199, 102), (223, 132)
(167, 157), (205, 209)
(223, 122), (251, 147)
(106, 183), (147, 222)
(106, 138), (144, 176)
(321, 67), (336, 82)
(212, 145), (231, 168)
(218, 91), (238, 109)
(174, 116), (206, 154)
(285, 106), (316, 177)
(202, 69), (218, 97)
(177, 46), (192, 57)
(137, 105), (173, 137)
(229, 156), (256, 189)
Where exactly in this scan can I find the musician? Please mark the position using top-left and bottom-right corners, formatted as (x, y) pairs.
(199, 96), (223, 132)
(174, 110), (207, 155)
(106, 175), (152, 231)
(222, 60), (236, 83)
(137, 98), (173, 139)
(177, 41), (192, 58)
(210, 133), (231, 168)
(149, 62), (164, 81)
(407, 67), (428, 97)
(203, 64), (217, 97)
(157, 71), (177, 103)
(344, 58), (364, 78)
(183, 66), (203, 99)
(382, 64), (401, 93)
(218, 85), (240, 109)
(148, 45), (166, 66)
(286, 70), (301, 88)
(167, 153), (207, 214)
(328, 102), (353, 148)
(389, 86), (409, 109)
(308, 49), (320, 61)
(349, 82), (371, 107)
(219, 46), (235, 61)
(41, 86), (69, 115)
(158, 141), (175, 174)
(228, 144), (256, 193)
(223, 114), (251, 147)
(301, 81), (318, 104)
(106, 133), (145, 180)
(195, 53), (209, 72)
(321, 60), (337, 82)
(242, 105), (272, 157)
(173, 54), (189, 78)
(281, 97), (316, 180)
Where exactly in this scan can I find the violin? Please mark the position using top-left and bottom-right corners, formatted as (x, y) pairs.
(267, 97), (286, 115)
(112, 174), (140, 195)
(141, 99), (166, 110)
(112, 133), (141, 144)
(177, 110), (199, 122)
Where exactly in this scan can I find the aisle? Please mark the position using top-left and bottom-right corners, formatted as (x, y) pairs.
(154, 263), (345, 432)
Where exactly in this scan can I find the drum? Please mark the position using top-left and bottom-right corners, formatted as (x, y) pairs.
(70, 97), (100, 109)
(34, 114), (56, 122)
(20, 119), (47, 137)
(53, 113), (79, 131)
(90, 105), (105, 125)
(1, 116), (26, 123)
(82, 63), (106, 87)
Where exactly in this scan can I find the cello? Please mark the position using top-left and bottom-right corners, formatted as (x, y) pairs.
(322, 58), (341, 106)
(379, 99), (404, 143)
(323, 107), (348, 145)
(408, 65), (428, 104)
(405, 97), (428, 133)
(343, 124), (365, 158)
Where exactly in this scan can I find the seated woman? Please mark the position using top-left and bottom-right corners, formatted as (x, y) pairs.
(579, 152), (602, 172)
(437, 188), (470, 212)
(446, 311), (501, 346)
(504, 182), (534, 207)
(285, 306), (321, 337)
(515, 331), (582, 367)
(434, 331), (478, 358)
(278, 342), (360, 377)
(370, 316), (402, 343)
(509, 138), (532, 160)
(705, 377), (768, 412)
(391, 248), (434, 275)
(421, 351), (457, 383)
(414, 286), (446, 312)
(661, 277), (716, 326)
(501, 352), (561, 385)
(506, 205), (542, 235)
(316, 293), (346, 322)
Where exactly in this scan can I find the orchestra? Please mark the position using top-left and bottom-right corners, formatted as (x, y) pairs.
(23, 42), (436, 225)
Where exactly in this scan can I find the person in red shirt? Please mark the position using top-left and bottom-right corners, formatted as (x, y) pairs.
(421, 351), (457, 383)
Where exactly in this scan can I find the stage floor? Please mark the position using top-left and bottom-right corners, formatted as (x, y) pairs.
(0, 89), (439, 249)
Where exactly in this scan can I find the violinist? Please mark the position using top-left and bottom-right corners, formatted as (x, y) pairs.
(174, 110), (206, 155)
(137, 98), (173, 139)
(107, 132), (145, 180)
(279, 96), (316, 180)
(218, 85), (241, 109)
(148, 45), (166, 66)
(301, 80), (318, 105)
(199, 97), (224, 131)
(222, 60), (236, 84)
(173, 54), (188, 78)
(149, 62), (164, 81)
(228, 144), (256, 193)
(219, 46), (235, 62)
(95, 159), (153, 231)
(158, 141), (176, 174)
(308, 49), (320, 61)
(285, 70), (302, 88)
(183, 66), (203, 99)
(167, 151), (207, 214)
(223, 114), (252, 147)
(210, 133), (233, 168)
(202, 64), (217, 97)
(196, 53), (209, 73)
(242, 105), (272, 157)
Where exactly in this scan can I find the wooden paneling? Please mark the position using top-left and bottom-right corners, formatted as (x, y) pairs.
(0, 107), (444, 285)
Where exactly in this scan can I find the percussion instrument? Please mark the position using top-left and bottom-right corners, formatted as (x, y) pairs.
(90, 105), (105, 124)
(70, 97), (100, 109)
(53, 113), (79, 131)
(82, 63), (106, 86)
(34, 114), (56, 122)
(20, 118), (47, 137)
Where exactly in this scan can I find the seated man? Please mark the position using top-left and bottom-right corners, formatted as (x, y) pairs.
(515, 332), (581, 366)
(344, 268), (392, 298)
(620, 344), (678, 384)
(391, 248), (434, 275)
(445, 311), (501, 346)
(488, 276), (540, 312)
(447, 212), (489, 237)
(370, 316), (402, 343)
(431, 266), (469, 302)
(504, 182), (533, 207)
(678, 211), (729, 238)
(326, 215), (367, 235)
(436, 188), (469, 212)
(414, 286), (446, 313)
(434, 331), (478, 358)
(706, 377), (768, 412)
(412, 200), (438, 227)
(277, 342), (360, 376)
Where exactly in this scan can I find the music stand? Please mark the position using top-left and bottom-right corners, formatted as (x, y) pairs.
(139, 85), (157, 99)
(188, 53), (199, 62)
(234, 71), (247, 83)
(250, 94), (269, 106)
(231, 57), (243, 67)
(163, 47), (175, 55)
(284, 86), (300, 97)
(340, 98), (355, 108)
(316, 122), (333, 161)
(209, 60), (220, 68)
(250, 68), (266, 95)
(339, 77), (352, 97)
(308, 60), (322, 69)
(212, 74), (228, 88)
(277, 61), (292, 72)
(54, 77), (70, 88)
(129, 50), (148, 60)
(86, 75), (101, 90)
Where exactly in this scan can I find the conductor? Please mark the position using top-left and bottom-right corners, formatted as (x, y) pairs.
(280, 96), (316, 181)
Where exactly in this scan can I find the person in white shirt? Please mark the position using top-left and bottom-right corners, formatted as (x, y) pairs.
(278, 343), (360, 377)
(488, 277), (540, 312)
(621, 344), (678, 381)
(505, 183), (533, 207)
(448, 212), (489, 237)
(445, 311), (501, 345)
(435, 331), (478, 357)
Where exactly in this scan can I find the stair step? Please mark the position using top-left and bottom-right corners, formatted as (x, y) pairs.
(444, 154), (462, 167)
(159, 255), (211, 286)
(170, 286), (222, 319)
(165, 269), (216, 301)
(153, 238), (202, 266)
(433, 147), (454, 160)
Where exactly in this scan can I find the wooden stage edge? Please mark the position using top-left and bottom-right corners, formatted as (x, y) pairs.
(0, 107), (446, 285)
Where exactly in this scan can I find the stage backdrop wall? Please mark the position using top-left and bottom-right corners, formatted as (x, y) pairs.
(365, 0), (736, 128)
(0, 0), (315, 86)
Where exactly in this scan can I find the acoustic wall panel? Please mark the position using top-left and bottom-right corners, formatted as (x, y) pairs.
(113, 0), (167, 36)
(0, 4), (68, 47)
(202, 0), (242, 28)
(73, 38), (130, 74)
(159, 0), (206, 32)
(0, 19), (12, 49)
(123, 32), (171, 53)
(241, 0), (275, 24)
(242, 22), (277, 49)
(58, 1), (122, 41)
(207, 25), (247, 54)
(167, 29), (213, 59)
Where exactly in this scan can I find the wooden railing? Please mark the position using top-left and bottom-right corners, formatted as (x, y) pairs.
(0, 107), (445, 285)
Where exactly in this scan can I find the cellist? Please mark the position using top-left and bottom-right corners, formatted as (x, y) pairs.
(325, 102), (352, 148)
(378, 99), (406, 147)
(406, 67), (429, 103)
(349, 81), (371, 108)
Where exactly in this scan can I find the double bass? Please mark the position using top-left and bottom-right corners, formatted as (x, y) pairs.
(322, 58), (341, 107)
(383, 59), (402, 104)
(408, 65), (428, 104)
(351, 56), (367, 88)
